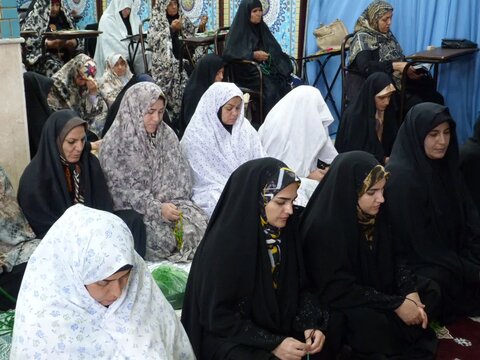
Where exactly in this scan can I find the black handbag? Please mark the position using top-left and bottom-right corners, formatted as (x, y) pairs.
(441, 38), (477, 49)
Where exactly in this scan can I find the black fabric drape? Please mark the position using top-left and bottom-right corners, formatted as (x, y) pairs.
(181, 158), (326, 360)
(300, 151), (438, 358)
(223, 0), (292, 117)
(178, 54), (225, 137)
(17, 110), (113, 238)
(385, 103), (480, 321)
(300, 151), (412, 310)
(23, 71), (54, 159)
(335, 72), (399, 164)
(460, 117), (480, 215)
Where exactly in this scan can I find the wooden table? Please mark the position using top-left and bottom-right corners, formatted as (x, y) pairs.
(179, 29), (228, 72)
(400, 47), (479, 119)
(41, 30), (103, 58)
(406, 47), (479, 85)
(121, 33), (146, 72)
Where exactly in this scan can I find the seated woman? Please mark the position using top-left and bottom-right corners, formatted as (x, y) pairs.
(301, 151), (438, 359)
(150, 0), (208, 122)
(17, 109), (146, 256)
(10, 204), (195, 358)
(223, 0), (293, 122)
(348, 0), (443, 110)
(335, 72), (398, 164)
(180, 82), (265, 217)
(258, 85), (338, 206)
(99, 82), (208, 262)
(47, 53), (108, 139)
(21, 0), (79, 76)
(182, 158), (333, 359)
(386, 103), (480, 323)
(98, 54), (134, 107)
(460, 116), (480, 214)
(178, 53), (225, 137)
(94, 0), (143, 77)
(0, 165), (39, 311)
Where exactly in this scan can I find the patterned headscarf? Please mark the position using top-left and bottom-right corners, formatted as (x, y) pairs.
(259, 167), (300, 288)
(49, 54), (96, 110)
(349, 0), (404, 69)
(357, 164), (389, 243)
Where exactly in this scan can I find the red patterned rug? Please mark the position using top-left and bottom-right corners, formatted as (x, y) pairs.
(436, 317), (480, 360)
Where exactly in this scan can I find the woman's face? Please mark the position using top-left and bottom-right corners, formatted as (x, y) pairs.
(85, 269), (131, 307)
(143, 97), (166, 134)
(50, 3), (60, 17)
(121, 7), (131, 19)
(62, 125), (86, 163)
(167, 0), (179, 16)
(214, 67), (224, 82)
(358, 178), (386, 216)
(265, 182), (298, 228)
(250, 7), (263, 24)
(377, 10), (393, 33)
(74, 71), (87, 87)
(220, 96), (242, 126)
(424, 121), (451, 160)
(374, 85), (395, 111)
(113, 58), (127, 77)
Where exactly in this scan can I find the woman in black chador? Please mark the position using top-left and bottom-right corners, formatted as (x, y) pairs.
(223, 0), (292, 122)
(181, 158), (336, 360)
(460, 116), (480, 214)
(335, 72), (398, 164)
(17, 110), (146, 257)
(301, 151), (438, 359)
(386, 103), (480, 323)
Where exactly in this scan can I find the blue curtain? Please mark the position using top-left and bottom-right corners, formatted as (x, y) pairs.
(306, 0), (480, 143)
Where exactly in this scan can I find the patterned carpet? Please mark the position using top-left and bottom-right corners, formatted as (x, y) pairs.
(436, 317), (480, 359)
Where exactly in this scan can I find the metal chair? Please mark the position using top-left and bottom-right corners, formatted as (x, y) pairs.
(139, 18), (151, 74)
(225, 59), (264, 125)
(340, 33), (364, 115)
(214, 26), (229, 55)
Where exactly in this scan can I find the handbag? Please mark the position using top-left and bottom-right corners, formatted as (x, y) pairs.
(441, 38), (477, 49)
(313, 19), (348, 51)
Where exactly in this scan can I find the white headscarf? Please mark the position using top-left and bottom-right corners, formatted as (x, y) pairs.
(94, 0), (142, 77)
(180, 82), (265, 217)
(258, 85), (338, 177)
(10, 204), (195, 359)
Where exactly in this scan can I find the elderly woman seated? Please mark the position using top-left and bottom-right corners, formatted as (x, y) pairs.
(21, 0), (79, 76)
(99, 82), (208, 262)
(10, 204), (195, 359)
(17, 109), (146, 256)
(348, 0), (443, 111)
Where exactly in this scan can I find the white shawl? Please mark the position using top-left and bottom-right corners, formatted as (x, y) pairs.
(180, 82), (265, 217)
(94, 0), (143, 77)
(258, 85), (338, 206)
(10, 204), (195, 360)
(258, 85), (338, 177)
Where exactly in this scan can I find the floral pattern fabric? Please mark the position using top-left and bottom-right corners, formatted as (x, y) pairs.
(180, 82), (266, 217)
(99, 82), (208, 262)
(149, 0), (197, 119)
(0, 166), (38, 274)
(47, 54), (108, 138)
(21, 0), (78, 77)
(98, 54), (133, 106)
(10, 204), (195, 359)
